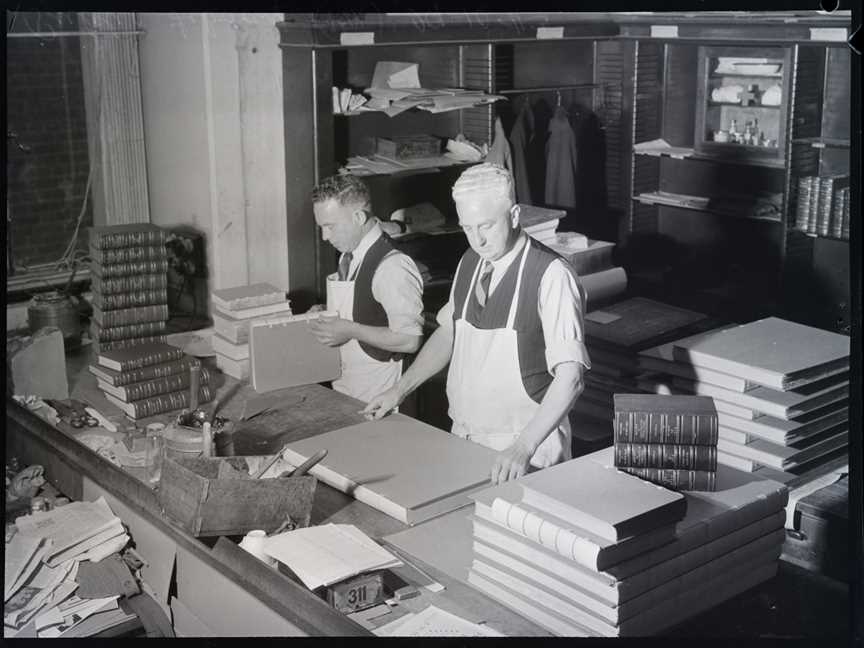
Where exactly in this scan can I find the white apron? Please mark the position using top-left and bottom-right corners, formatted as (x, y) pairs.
(327, 269), (403, 404)
(446, 244), (570, 468)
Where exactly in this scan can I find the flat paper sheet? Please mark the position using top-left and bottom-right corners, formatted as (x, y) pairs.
(584, 311), (622, 325)
(16, 497), (119, 562)
(375, 605), (503, 637)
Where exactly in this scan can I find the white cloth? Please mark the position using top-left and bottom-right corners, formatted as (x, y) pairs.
(328, 224), (424, 402)
(437, 231), (591, 374)
(444, 242), (570, 467)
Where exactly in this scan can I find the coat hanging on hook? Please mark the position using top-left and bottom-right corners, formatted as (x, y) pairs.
(545, 104), (579, 209)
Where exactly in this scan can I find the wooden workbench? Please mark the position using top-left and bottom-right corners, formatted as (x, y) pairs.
(5, 346), (853, 638)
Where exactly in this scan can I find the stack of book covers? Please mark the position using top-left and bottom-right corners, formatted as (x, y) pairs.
(613, 394), (719, 491)
(794, 174), (850, 239)
(210, 283), (292, 380)
(88, 224), (170, 353)
(89, 341), (213, 419)
(635, 318), (849, 513)
(462, 449), (788, 637)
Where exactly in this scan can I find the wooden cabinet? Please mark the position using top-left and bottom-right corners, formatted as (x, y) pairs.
(621, 31), (851, 330)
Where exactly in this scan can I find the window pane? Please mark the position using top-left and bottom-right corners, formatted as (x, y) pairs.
(6, 12), (92, 272)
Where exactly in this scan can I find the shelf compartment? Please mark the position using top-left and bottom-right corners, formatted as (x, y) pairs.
(792, 137), (851, 149)
(707, 102), (780, 110)
(633, 191), (783, 223)
(633, 146), (785, 169)
(792, 228), (849, 243)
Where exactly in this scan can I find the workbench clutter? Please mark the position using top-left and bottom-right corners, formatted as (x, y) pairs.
(88, 224), (171, 353)
(5, 497), (139, 638)
(210, 283), (292, 380)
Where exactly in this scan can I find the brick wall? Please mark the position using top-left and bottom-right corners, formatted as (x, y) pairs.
(7, 12), (92, 270)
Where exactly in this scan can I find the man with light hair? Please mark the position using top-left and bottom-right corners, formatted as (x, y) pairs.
(308, 174), (424, 403)
(364, 163), (590, 484)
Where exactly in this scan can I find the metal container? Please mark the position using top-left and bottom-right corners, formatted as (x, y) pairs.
(28, 291), (81, 349)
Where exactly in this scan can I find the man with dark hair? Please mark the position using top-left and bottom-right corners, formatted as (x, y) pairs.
(364, 164), (590, 484)
(309, 174), (424, 403)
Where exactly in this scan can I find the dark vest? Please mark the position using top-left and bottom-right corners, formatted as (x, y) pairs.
(352, 233), (405, 363)
(451, 236), (575, 403)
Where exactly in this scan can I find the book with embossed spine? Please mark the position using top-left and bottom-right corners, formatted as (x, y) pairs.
(94, 335), (169, 353)
(91, 273), (168, 295)
(91, 258), (170, 279)
(99, 367), (212, 402)
(613, 394), (718, 445)
(105, 386), (214, 419)
(614, 443), (717, 471)
(97, 342), (185, 372)
(89, 223), (167, 249)
(92, 304), (170, 328)
(90, 320), (167, 343)
(618, 467), (716, 491)
(89, 356), (201, 387)
(91, 288), (169, 311)
(89, 244), (167, 266)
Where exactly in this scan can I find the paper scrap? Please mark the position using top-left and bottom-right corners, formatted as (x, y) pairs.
(585, 311), (622, 325)
(375, 605), (504, 637)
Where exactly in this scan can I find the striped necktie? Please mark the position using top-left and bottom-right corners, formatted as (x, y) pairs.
(338, 252), (353, 281)
(475, 260), (493, 308)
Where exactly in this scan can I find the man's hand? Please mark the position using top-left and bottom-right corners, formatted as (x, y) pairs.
(361, 386), (402, 420)
(308, 316), (354, 347)
(490, 440), (534, 485)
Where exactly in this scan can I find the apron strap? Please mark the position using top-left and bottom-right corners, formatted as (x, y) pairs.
(506, 240), (531, 330)
(461, 257), (484, 320)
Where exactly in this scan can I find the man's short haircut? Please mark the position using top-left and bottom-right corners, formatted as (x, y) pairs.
(311, 174), (371, 210)
(451, 163), (513, 205)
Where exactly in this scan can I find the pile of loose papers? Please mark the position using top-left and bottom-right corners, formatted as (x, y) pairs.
(261, 523), (402, 591)
(4, 497), (131, 638)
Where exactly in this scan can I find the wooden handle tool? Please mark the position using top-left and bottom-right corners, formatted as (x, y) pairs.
(284, 449), (328, 478)
(189, 366), (201, 412)
(251, 443), (291, 479)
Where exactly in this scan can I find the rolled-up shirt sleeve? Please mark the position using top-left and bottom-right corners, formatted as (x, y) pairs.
(538, 259), (592, 374)
(371, 252), (425, 336)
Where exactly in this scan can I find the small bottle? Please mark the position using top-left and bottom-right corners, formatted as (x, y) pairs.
(744, 121), (753, 146)
(758, 131), (766, 146)
(729, 119), (738, 143)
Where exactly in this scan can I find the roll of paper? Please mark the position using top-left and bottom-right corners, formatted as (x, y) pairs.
(581, 267), (628, 307)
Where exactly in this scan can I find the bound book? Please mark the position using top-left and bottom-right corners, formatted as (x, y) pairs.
(92, 304), (170, 328)
(794, 176), (814, 231)
(840, 186), (850, 240)
(94, 335), (169, 353)
(97, 341), (185, 372)
(89, 320), (166, 343)
(212, 310), (253, 345)
(105, 386), (214, 419)
(91, 289), (169, 311)
(830, 185), (847, 239)
(89, 244), (167, 266)
(91, 273), (168, 295)
(211, 283), (286, 312)
(91, 258), (169, 279)
(98, 367), (213, 402)
(211, 333), (249, 361)
(88, 223), (166, 250)
(614, 443), (717, 471)
(89, 356), (201, 387)
(617, 467), (716, 491)
(613, 394), (718, 445)
(516, 459), (686, 542)
(816, 175), (849, 237)
(671, 317), (850, 391)
(806, 176), (821, 234)
(213, 299), (293, 320)
(472, 486), (676, 571)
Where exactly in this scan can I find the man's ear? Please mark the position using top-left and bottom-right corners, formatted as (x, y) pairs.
(352, 208), (371, 225)
(510, 203), (521, 227)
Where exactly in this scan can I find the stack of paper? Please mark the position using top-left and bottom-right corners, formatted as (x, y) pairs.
(460, 449), (787, 636)
(211, 283), (292, 380)
(4, 497), (130, 638)
(572, 298), (711, 437)
(261, 524), (402, 591)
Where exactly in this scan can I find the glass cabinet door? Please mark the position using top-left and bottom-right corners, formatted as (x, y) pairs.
(696, 47), (790, 162)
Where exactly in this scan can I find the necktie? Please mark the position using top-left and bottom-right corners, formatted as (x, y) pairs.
(338, 252), (353, 281)
(475, 261), (493, 308)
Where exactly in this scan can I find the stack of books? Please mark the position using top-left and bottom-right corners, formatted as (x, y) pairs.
(88, 224), (170, 353)
(89, 341), (213, 419)
(4, 497), (136, 638)
(794, 174), (850, 239)
(465, 449), (788, 637)
(613, 394), (719, 491)
(519, 204), (565, 245)
(211, 283), (292, 380)
(572, 298), (712, 433)
(636, 318), (849, 496)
